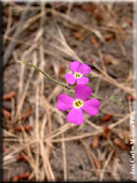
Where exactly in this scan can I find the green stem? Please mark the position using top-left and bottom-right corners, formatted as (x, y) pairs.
(17, 60), (116, 102)
(17, 60), (72, 90)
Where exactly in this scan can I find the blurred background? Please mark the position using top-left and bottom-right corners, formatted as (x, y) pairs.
(3, 1), (134, 181)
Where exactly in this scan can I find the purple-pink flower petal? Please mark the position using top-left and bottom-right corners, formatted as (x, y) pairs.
(69, 61), (80, 73)
(65, 73), (76, 85)
(82, 98), (100, 116)
(77, 76), (89, 85)
(67, 108), (84, 125)
(56, 94), (73, 111)
(75, 84), (92, 101)
(78, 63), (91, 75)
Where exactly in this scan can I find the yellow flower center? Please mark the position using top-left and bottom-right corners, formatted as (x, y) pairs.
(74, 72), (82, 78)
(73, 99), (84, 108)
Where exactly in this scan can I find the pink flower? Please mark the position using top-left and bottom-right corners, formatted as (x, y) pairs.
(56, 85), (100, 125)
(65, 61), (91, 85)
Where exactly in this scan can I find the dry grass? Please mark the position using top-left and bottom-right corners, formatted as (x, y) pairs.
(3, 2), (135, 181)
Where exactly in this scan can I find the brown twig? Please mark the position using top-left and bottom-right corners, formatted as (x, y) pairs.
(4, 2), (32, 67)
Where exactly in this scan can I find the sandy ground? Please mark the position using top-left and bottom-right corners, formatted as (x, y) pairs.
(3, 2), (134, 181)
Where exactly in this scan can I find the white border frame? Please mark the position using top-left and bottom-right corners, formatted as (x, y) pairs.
(134, 0), (137, 181)
(1, 0), (136, 2)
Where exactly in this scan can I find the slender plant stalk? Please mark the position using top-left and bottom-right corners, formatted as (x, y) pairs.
(18, 60), (118, 102)
(17, 60), (72, 89)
